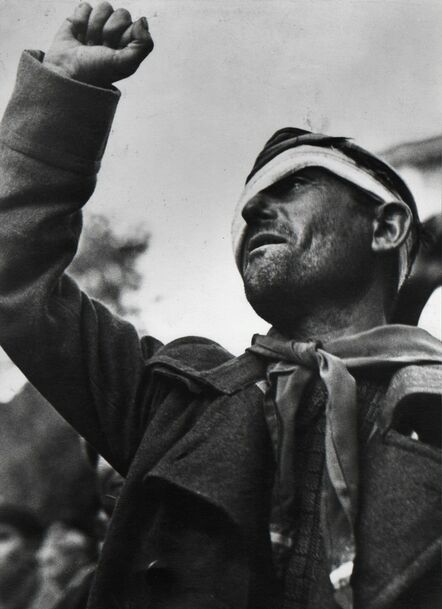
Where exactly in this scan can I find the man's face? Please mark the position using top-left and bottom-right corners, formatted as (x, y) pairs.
(0, 523), (35, 586)
(38, 527), (90, 589)
(241, 167), (375, 329)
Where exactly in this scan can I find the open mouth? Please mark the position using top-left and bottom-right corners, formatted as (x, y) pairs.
(248, 232), (287, 253)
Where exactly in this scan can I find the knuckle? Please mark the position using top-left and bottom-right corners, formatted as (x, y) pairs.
(71, 14), (85, 26)
(74, 3), (91, 18)
(119, 25), (132, 44)
(91, 2), (114, 21)
(102, 19), (117, 33)
(113, 8), (131, 20)
(97, 1), (114, 12)
(87, 22), (100, 35)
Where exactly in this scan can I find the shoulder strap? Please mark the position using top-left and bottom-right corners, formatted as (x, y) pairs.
(377, 363), (442, 434)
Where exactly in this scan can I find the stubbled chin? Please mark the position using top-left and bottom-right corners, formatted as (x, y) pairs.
(244, 243), (286, 269)
(244, 248), (288, 280)
(243, 257), (289, 300)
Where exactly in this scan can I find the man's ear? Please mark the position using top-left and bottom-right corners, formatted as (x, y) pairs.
(371, 201), (412, 253)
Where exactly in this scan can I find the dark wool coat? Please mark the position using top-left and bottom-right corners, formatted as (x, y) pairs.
(0, 52), (440, 609)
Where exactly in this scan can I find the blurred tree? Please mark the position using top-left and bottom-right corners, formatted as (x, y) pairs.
(0, 383), (99, 531)
(69, 213), (149, 315)
(0, 214), (149, 529)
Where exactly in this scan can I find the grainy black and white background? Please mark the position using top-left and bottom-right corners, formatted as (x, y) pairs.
(0, 0), (440, 390)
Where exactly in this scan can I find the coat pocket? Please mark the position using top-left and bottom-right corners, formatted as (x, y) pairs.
(354, 427), (441, 609)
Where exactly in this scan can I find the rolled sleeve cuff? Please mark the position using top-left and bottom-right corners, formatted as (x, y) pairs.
(0, 50), (121, 175)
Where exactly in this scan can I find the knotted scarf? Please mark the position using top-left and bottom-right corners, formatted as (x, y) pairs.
(247, 324), (442, 609)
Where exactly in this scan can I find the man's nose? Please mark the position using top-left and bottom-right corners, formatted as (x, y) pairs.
(241, 191), (277, 224)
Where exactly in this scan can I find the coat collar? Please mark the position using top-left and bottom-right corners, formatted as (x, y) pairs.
(145, 337), (267, 394)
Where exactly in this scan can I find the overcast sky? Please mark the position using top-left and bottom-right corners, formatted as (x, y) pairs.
(0, 0), (441, 354)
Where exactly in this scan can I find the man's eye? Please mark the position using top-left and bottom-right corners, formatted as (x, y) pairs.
(288, 175), (308, 188)
(271, 175), (307, 195)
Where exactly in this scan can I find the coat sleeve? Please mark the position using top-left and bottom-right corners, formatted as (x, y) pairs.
(0, 51), (163, 475)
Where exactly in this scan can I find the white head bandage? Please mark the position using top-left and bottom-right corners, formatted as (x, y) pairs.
(232, 145), (413, 288)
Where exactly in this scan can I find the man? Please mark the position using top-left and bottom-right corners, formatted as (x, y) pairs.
(0, 505), (47, 609)
(39, 522), (97, 609)
(0, 3), (440, 609)
(39, 522), (97, 595)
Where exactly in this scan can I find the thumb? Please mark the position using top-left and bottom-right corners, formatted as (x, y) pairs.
(114, 17), (154, 77)
(132, 16), (153, 45)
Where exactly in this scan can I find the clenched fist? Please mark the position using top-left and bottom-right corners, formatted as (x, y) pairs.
(44, 2), (154, 86)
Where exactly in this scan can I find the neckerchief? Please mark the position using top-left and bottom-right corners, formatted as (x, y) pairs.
(247, 324), (442, 609)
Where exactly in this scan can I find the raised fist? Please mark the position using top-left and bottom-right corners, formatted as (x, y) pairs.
(44, 2), (154, 86)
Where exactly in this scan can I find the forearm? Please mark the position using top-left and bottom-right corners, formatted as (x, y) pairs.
(0, 52), (153, 473)
(0, 49), (118, 351)
(0, 49), (118, 289)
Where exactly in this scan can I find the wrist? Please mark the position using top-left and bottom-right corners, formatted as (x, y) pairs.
(1, 51), (120, 175)
(42, 55), (114, 90)
(42, 58), (75, 81)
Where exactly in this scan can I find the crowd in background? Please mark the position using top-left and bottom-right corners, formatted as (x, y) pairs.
(0, 444), (123, 609)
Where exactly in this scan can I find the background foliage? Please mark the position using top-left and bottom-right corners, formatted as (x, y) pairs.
(0, 215), (148, 529)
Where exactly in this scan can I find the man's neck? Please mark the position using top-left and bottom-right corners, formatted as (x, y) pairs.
(275, 287), (388, 344)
